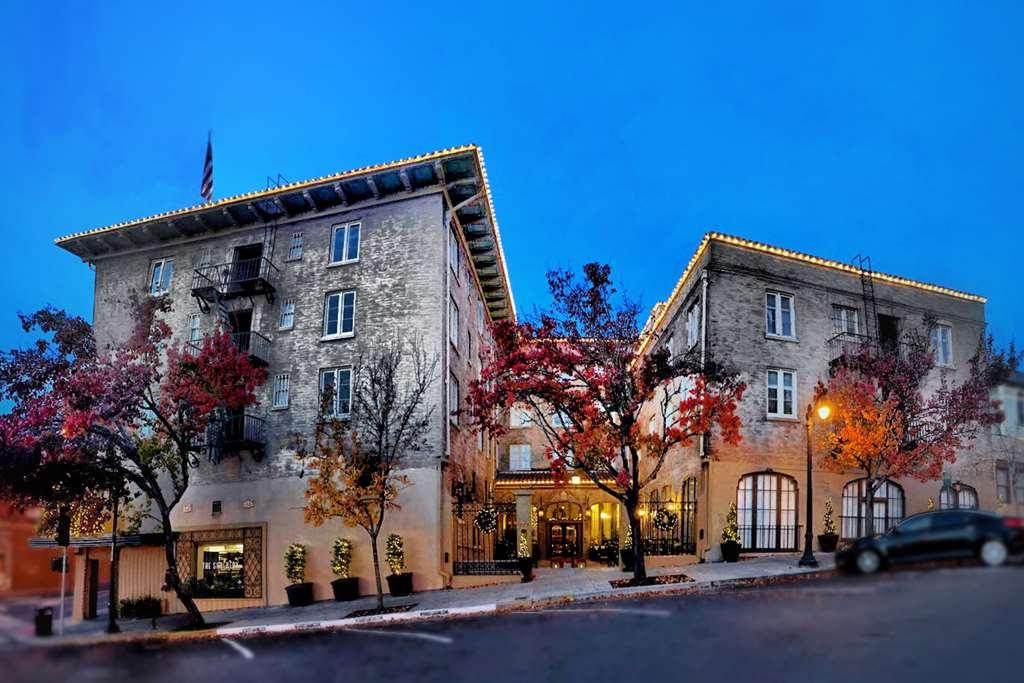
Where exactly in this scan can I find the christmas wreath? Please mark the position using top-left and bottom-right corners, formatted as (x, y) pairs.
(653, 508), (678, 532)
(474, 506), (499, 533)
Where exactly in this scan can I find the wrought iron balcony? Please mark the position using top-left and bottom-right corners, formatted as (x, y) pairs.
(208, 412), (267, 462)
(827, 331), (908, 370)
(191, 256), (279, 304)
(231, 331), (271, 367)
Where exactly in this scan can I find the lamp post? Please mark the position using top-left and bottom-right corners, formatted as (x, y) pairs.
(799, 400), (831, 567)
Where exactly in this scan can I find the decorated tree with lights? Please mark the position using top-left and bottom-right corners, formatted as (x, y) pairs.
(0, 296), (266, 628)
(815, 325), (1016, 536)
(295, 337), (438, 611)
(469, 263), (746, 582)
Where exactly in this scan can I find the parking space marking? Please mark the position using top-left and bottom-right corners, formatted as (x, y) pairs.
(347, 628), (453, 645)
(220, 637), (255, 659)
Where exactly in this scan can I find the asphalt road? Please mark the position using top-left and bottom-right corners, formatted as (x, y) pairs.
(2, 565), (1020, 683)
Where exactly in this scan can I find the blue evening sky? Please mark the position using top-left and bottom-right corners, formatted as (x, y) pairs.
(1, 2), (1020, 350)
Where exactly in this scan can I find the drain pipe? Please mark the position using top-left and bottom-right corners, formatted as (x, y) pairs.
(698, 269), (711, 559)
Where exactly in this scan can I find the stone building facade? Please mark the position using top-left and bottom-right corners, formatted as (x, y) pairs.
(56, 145), (512, 614)
(639, 233), (1001, 561)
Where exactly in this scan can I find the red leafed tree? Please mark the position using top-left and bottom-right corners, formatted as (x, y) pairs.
(815, 324), (1017, 536)
(0, 296), (266, 627)
(469, 264), (745, 581)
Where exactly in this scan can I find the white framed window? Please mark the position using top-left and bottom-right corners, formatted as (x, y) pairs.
(477, 300), (485, 330)
(279, 299), (295, 330)
(287, 232), (303, 261)
(272, 373), (290, 408)
(832, 305), (859, 335)
(148, 258), (174, 294)
(448, 297), (460, 350)
(509, 444), (532, 471)
(319, 367), (352, 417)
(510, 408), (532, 428)
(930, 324), (953, 366)
(448, 228), (461, 278)
(448, 372), (460, 425)
(323, 291), (356, 338)
(766, 368), (796, 418)
(765, 291), (795, 339)
(186, 313), (201, 344)
(329, 222), (361, 265)
(686, 303), (700, 349)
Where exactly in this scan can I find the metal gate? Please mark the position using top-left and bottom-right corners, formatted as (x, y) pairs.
(452, 502), (518, 575)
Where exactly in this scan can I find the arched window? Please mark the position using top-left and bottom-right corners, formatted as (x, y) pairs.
(939, 482), (979, 510)
(681, 477), (698, 554)
(736, 472), (798, 551)
(840, 478), (905, 539)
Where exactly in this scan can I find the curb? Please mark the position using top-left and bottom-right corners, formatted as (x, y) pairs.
(14, 567), (834, 650)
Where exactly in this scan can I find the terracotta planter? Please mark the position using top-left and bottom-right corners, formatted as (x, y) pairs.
(331, 577), (360, 602)
(720, 540), (741, 562)
(386, 572), (413, 597)
(818, 533), (839, 553)
(285, 582), (314, 607)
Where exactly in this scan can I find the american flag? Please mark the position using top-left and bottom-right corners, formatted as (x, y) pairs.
(200, 132), (213, 202)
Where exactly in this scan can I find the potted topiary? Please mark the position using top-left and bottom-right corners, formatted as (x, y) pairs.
(619, 527), (635, 572)
(284, 543), (314, 607)
(517, 529), (534, 582)
(330, 538), (359, 601)
(720, 502), (741, 562)
(817, 498), (839, 552)
(384, 534), (413, 597)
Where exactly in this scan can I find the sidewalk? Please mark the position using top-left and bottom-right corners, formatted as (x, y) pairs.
(1, 553), (835, 649)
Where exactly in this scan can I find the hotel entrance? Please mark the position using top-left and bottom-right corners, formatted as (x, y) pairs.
(547, 521), (583, 562)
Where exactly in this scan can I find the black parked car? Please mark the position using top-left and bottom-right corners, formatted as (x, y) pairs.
(836, 510), (1024, 574)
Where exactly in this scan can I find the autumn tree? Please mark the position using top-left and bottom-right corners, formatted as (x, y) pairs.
(469, 264), (745, 581)
(815, 325), (1017, 536)
(294, 337), (438, 611)
(0, 296), (266, 627)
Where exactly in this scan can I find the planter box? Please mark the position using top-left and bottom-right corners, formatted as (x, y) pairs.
(386, 572), (413, 597)
(720, 540), (741, 562)
(620, 548), (635, 572)
(818, 533), (839, 553)
(285, 582), (314, 607)
(518, 557), (534, 583)
(331, 577), (360, 602)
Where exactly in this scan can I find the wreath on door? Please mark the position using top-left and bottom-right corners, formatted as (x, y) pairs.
(474, 506), (499, 534)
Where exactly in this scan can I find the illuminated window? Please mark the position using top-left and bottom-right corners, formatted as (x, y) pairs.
(840, 478), (904, 539)
(195, 542), (245, 598)
(765, 291), (795, 338)
(736, 472), (797, 551)
(939, 482), (978, 510)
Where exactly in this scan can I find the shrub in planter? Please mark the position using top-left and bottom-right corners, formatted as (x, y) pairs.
(720, 502), (741, 562)
(384, 534), (413, 597)
(517, 529), (534, 582)
(284, 543), (314, 607)
(119, 596), (162, 620)
(619, 527), (635, 572)
(330, 538), (359, 602)
(818, 498), (839, 552)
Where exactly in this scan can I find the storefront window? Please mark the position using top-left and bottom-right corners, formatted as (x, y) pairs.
(195, 542), (245, 598)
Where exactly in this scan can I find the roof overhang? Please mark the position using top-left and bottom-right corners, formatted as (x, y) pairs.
(55, 144), (515, 321)
(29, 532), (171, 549)
(494, 469), (616, 489)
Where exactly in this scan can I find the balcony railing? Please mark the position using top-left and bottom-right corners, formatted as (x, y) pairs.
(207, 412), (267, 462)
(827, 331), (910, 369)
(183, 331), (272, 367)
(192, 256), (279, 304)
(232, 331), (271, 367)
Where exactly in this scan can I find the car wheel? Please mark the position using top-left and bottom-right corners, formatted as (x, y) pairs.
(979, 539), (1008, 567)
(855, 549), (881, 575)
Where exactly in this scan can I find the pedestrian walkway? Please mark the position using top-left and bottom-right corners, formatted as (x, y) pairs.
(0, 554), (834, 648)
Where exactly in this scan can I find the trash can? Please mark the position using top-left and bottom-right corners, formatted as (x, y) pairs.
(35, 607), (53, 637)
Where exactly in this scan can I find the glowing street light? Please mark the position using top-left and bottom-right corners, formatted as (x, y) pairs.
(799, 399), (832, 568)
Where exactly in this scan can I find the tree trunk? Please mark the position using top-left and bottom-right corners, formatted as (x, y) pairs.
(369, 530), (384, 611)
(160, 511), (205, 628)
(863, 478), (877, 537)
(626, 502), (647, 582)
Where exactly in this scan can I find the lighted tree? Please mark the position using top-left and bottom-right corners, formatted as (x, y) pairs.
(294, 337), (438, 611)
(815, 326), (1016, 536)
(469, 264), (745, 581)
(1, 296), (266, 627)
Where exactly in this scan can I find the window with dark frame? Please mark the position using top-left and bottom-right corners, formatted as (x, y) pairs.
(939, 481), (978, 509)
(319, 367), (352, 417)
(148, 258), (175, 295)
(840, 478), (905, 539)
(736, 472), (798, 551)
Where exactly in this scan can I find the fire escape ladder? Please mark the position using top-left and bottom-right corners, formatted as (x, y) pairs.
(853, 254), (879, 351)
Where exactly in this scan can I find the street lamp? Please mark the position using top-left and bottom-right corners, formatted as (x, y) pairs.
(799, 400), (831, 567)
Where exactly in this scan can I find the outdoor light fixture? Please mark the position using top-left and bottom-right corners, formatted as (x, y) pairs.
(571, 475), (581, 485)
(799, 399), (833, 567)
